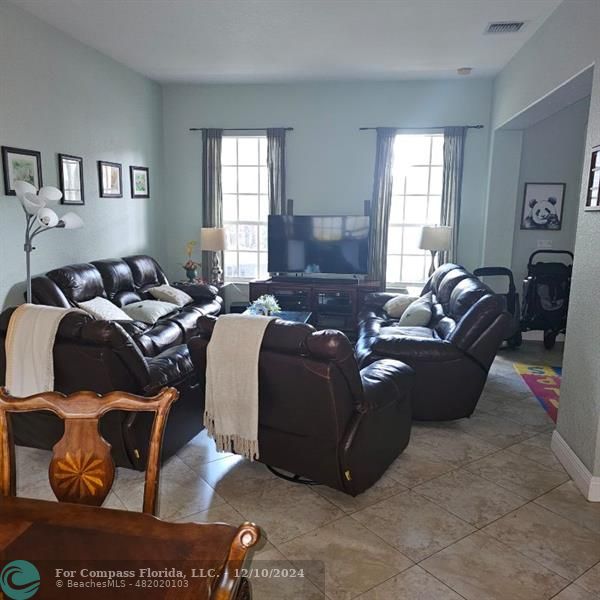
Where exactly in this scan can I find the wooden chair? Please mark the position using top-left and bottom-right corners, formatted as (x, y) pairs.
(0, 386), (179, 515)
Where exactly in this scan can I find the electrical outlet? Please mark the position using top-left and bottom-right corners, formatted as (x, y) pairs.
(537, 239), (553, 249)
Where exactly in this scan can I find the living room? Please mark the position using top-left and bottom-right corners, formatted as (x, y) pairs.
(1, 1), (600, 599)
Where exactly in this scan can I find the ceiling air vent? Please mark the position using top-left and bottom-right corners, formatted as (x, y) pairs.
(485, 21), (525, 34)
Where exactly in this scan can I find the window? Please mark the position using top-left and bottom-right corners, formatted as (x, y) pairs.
(386, 133), (444, 286)
(221, 135), (269, 281)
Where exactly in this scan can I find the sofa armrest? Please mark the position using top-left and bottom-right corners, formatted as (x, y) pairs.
(145, 344), (195, 394)
(360, 359), (414, 411)
(31, 276), (71, 307)
(372, 335), (465, 363)
(448, 294), (508, 351)
(173, 282), (219, 301)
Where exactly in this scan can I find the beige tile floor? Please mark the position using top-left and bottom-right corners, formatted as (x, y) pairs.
(15, 341), (600, 600)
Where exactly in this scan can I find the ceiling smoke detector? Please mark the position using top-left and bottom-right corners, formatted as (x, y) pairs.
(485, 21), (525, 34)
(457, 67), (473, 76)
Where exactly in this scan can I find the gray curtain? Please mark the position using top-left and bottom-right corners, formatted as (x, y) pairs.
(267, 128), (287, 215)
(202, 128), (223, 281)
(368, 128), (396, 284)
(441, 126), (466, 263)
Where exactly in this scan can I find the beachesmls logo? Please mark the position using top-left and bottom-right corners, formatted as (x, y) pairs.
(0, 560), (40, 599)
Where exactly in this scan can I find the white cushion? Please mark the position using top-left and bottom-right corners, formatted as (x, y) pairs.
(383, 295), (419, 319)
(121, 300), (178, 324)
(78, 297), (133, 321)
(398, 293), (433, 327)
(148, 284), (193, 307)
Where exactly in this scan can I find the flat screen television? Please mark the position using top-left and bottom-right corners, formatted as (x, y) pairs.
(268, 215), (370, 275)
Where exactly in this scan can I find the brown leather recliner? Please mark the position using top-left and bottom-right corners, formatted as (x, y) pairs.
(189, 318), (414, 496)
(0, 308), (203, 470)
(356, 264), (512, 421)
(30, 255), (222, 357)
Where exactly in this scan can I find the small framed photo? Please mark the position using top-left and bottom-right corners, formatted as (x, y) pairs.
(520, 182), (566, 231)
(585, 146), (600, 211)
(2, 146), (43, 195)
(98, 161), (122, 198)
(58, 154), (84, 205)
(130, 165), (150, 198)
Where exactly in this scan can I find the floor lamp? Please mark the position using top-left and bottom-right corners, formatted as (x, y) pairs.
(14, 181), (84, 303)
(419, 226), (452, 277)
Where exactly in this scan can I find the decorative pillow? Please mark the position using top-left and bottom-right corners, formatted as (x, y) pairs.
(383, 295), (419, 319)
(398, 293), (433, 327)
(148, 284), (193, 307)
(121, 300), (178, 324)
(78, 297), (133, 321)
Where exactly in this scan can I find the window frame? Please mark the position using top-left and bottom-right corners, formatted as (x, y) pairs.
(386, 132), (444, 287)
(221, 132), (269, 283)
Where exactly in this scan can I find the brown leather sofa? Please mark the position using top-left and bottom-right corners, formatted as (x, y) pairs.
(189, 318), (414, 496)
(356, 263), (511, 421)
(31, 255), (222, 356)
(0, 307), (202, 469)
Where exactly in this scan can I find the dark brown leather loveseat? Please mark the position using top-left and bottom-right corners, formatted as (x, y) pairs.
(189, 318), (414, 495)
(0, 255), (222, 469)
(356, 263), (511, 421)
(0, 308), (202, 469)
(30, 255), (222, 356)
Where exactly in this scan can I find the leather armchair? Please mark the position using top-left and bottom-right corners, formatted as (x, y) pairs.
(30, 255), (222, 356)
(0, 308), (203, 469)
(356, 264), (511, 421)
(189, 318), (414, 496)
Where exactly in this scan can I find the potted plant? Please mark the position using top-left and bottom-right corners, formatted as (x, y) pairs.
(248, 294), (281, 316)
(182, 240), (199, 282)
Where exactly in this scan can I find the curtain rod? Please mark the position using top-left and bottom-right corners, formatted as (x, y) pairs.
(189, 127), (294, 132)
(359, 125), (484, 131)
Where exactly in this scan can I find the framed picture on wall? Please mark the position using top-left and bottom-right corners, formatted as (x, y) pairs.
(58, 154), (84, 205)
(2, 146), (43, 195)
(520, 182), (566, 231)
(98, 161), (122, 198)
(130, 165), (149, 198)
(585, 146), (600, 211)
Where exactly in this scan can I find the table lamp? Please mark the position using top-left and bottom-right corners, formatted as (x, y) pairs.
(201, 227), (227, 286)
(419, 226), (452, 277)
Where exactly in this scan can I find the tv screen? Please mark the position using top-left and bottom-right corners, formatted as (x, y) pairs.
(268, 215), (370, 275)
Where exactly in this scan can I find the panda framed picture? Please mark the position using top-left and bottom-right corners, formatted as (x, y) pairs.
(520, 182), (565, 231)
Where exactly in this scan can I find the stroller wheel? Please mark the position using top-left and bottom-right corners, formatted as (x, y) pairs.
(543, 330), (557, 349)
(508, 331), (522, 348)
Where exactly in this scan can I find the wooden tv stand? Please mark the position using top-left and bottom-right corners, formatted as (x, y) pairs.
(249, 277), (383, 338)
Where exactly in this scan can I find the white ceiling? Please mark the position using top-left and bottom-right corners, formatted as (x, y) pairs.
(13, 0), (562, 84)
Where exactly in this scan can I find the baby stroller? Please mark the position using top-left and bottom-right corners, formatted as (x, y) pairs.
(521, 250), (573, 349)
(473, 266), (522, 348)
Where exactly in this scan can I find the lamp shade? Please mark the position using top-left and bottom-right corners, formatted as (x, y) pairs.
(36, 207), (59, 228)
(14, 180), (37, 199)
(418, 226), (452, 251)
(22, 192), (46, 215)
(200, 227), (227, 251)
(60, 212), (84, 229)
(38, 186), (62, 204)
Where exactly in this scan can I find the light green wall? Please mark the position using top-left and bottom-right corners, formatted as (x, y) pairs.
(492, 0), (596, 130)
(511, 97), (589, 285)
(0, 0), (163, 308)
(161, 79), (494, 280)
(491, 0), (600, 477)
(482, 130), (523, 267)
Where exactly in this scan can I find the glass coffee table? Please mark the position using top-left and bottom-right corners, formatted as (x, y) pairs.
(276, 310), (313, 324)
(243, 309), (313, 324)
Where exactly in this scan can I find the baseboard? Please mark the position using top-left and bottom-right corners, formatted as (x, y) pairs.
(551, 430), (600, 501)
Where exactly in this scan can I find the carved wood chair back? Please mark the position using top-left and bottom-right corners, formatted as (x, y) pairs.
(0, 387), (179, 515)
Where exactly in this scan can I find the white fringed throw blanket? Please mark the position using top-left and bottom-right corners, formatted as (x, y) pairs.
(5, 304), (83, 397)
(204, 313), (276, 460)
